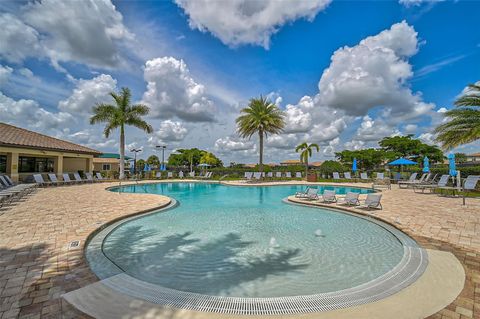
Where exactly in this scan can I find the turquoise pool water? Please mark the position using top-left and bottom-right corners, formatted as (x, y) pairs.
(101, 183), (406, 298)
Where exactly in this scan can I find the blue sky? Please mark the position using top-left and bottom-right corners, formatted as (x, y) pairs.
(0, 0), (479, 163)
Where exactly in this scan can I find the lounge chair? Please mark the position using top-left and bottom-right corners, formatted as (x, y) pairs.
(333, 172), (340, 180)
(285, 172), (292, 179)
(48, 173), (64, 186)
(155, 172), (162, 179)
(244, 172), (252, 179)
(33, 174), (53, 187)
(96, 172), (109, 182)
(73, 173), (87, 184)
(375, 172), (384, 180)
(461, 175), (480, 205)
(344, 172), (352, 180)
(178, 171), (184, 178)
(321, 190), (337, 203)
(303, 187), (319, 200)
(360, 173), (369, 181)
(275, 172), (282, 178)
(167, 172), (173, 178)
(373, 172), (391, 189)
(2, 175), (36, 193)
(252, 172), (262, 180)
(358, 194), (383, 210)
(62, 173), (76, 185)
(295, 187), (310, 198)
(0, 176), (30, 197)
(295, 172), (302, 178)
(200, 172), (212, 179)
(337, 192), (360, 206)
(85, 172), (95, 183)
(413, 174), (450, 193)
(188, 171), (195, 178)
(398, 172), (419, 188)
(267, 172), (273, 178)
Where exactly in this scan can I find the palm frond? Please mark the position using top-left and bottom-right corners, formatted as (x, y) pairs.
(89, 104), (116, 124)
(125, 116), (153, 134)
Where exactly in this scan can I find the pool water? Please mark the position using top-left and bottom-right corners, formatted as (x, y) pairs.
(102, 183), (405, 298)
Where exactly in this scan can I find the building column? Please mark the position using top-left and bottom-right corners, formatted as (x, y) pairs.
(6, 152), (19, 182)
(85, 157), (93, 173)
(54, 155), (63, 176)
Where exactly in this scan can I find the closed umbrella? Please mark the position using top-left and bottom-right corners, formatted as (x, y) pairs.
(422, 156), (429, 173)
(448, 153), (457, 177)
(352, 158), (357, 173)
(143, 163), (150, 172)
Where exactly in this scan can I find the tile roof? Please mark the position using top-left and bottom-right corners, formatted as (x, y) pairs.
(468, 152), (480, 157)
(0, 123), (101, 155)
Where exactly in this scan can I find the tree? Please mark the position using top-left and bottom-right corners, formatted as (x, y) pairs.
(199, 152), (223, 167)
(295, 142), (319, 177)
(435, 83), (480, 149)
(379, 135), (443, 164)
(236, 96), (285, 174)
(335, 149), (387, 170)
(90, 87), (153, 179)
(168, 148), (223, 170)
(455, 152), (467, 163)
(146, 155), (160, 168)
(319, 160), (346, 176)
(136, 159), (146, 172)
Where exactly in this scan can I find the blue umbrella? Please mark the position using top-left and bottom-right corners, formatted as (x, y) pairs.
(448, 153), (457, 177)
(143, 163), (150, 172)
(352, 158), (357, 172)
(161, 163), (167, 171)
(387, 157), (417, 166)
(422, 156), (429, 173)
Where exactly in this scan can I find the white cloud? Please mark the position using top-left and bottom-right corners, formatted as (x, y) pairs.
(0, 0), (132, 68)
(399, 0), (445, 7)
(214, 136), (255, 152)
(142, 57), (216, 122)
(58, 74), (117, 114)
(148, 120), (188, 146)
(0, 65), (13, 84)
(174, 0), (331, 48)
(266, 134), (301, 149)
(353, 115), (401, 142)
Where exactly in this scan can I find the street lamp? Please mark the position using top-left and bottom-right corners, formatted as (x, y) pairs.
(130, 148), (142, 175)
(156, 145), (166, 170)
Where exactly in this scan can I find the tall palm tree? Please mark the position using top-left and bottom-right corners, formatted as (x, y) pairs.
(90, 87), (153, 179)
(236, 96), (285, 173)
(435, 83), (480, 149)
(295, 142), (320, 177)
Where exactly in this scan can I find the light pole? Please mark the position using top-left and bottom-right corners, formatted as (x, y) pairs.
(130, 148), (142, 175)
(156, 145), (166, 170)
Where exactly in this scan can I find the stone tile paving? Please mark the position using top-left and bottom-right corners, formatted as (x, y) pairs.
(0, 180), (478, 318)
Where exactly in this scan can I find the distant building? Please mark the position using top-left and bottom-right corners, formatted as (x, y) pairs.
(93, 153), (132, 172)
(0, 123), (100, 182)
(280, 159), (302, 166)
(310, 161), (323, 167)
(466, 152), (480, 163)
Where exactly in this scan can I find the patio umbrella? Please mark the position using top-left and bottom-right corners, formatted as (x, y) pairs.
(387, 157), (417, 166)
(448, 153), (457, 177)
(143, 163), (150, 172)
(422, 156), (429, 173)
(352, 158), (357, 173)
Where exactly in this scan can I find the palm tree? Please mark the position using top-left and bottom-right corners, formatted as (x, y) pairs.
(295, 142), (320, 178)
(90, 87), (153, 179)
(236, 96), (285, 174)
(435, 83), (480, 149)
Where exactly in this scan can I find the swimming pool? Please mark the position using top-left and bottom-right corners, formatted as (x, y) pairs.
(86, 182), (427, 314)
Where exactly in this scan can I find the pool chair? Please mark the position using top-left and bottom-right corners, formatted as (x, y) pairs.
(321, 190), (337, 203)
(295, 172), (302, 178)
(285, 172), (292, 179)
(398, 172), (419, 188)
(167, 172), (173, 178)
(295, 187), (310, 198)
(360, 173), (369, 181)
(0, 176), (31, 197)
(358, 194), (383, 210)
(266, 172), (273, 179)
(337, 192), (360, 206)
(252, 172), (262, 180)
(189, 171), (195, 178)
(3, 175), (36, 193)
(244, 172), (253, 180)
(178, 171), (184, 178)
(85, 173), (95, 183)
(461, 175), (480, 205)
(48, 173), (64, 186)
(62, 173), (76, 185)
(304, 187), (319, 200)
(375, 172), (384, 180)
(200, 172), (212, 179)
(275, 172), (282, 178)
(33, 174), (53, 187)
(344, 172), (352, 180)
(332, 172), (340, 180)
(413, 174), (450, 193)
(73, 173), (87, 184)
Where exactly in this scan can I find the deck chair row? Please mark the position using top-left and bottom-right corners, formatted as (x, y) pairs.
(295, 187), (382, 210)
(0, 175), (37, 208)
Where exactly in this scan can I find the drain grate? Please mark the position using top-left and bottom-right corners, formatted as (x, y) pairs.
(69, 240), (80, 249)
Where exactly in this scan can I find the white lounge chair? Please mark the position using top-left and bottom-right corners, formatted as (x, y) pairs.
(85, 172), (95, 183)
(337, 192), (360, 206)
(285, 172), (292, 179)
(321, 190), (337, 203)
(155, 172), (162, 179)
(333, 172), (340, 180)
(33, 174), (53, 187)
(375, 172), (384, 180)
(0, 176), (31, 198)
(358, 193), (383, 210)
(188, 171), (195, 178)
(244, 172), (252, 179)
(360, 172), (369, 181)
(304, 187), (319, 200)
(461, 175), (480, 205)
(275, 172), (282, 178)
(2, 175), (36, 193)
(398, 172), (419, 188)
(48, 173), (64, 186)
(167, 172), (173, 178)
(178, 171), (184, 178)
(344, 172), (352, 180)
(413, 174), (450, 193)
(295, 172), (302, 178)
(252, 172), (262, 180)
(62, 173), (76, 185)
(73, 173), (87, 184)
(267, 172), (273, 178)
(295, 187), (310, 198)
(95, 172), (106, 182)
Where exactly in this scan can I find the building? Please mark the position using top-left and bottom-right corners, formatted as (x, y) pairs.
(0, 123), (101, 182)
(93, 153), (132, 172)
(466, 152), (480, 163)
(280, 159), (302, 166)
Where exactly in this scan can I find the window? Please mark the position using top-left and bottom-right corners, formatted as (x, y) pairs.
(102, 164), (111, 171)
(19, 157), (54, 173)
(0, 155), (6, 173)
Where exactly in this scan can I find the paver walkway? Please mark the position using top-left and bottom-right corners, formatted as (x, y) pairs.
(0, 180), (478, 318)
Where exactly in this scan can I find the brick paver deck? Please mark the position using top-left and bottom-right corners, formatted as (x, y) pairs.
(0, 180), (478, 318)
